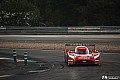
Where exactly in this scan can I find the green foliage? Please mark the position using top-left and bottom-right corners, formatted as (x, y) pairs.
(0, 0), (42, 26)
(0, 0), (120, 26)
(82, 0), (120, 25)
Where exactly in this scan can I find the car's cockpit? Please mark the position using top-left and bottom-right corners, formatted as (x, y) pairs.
(75, 46), (89, 54)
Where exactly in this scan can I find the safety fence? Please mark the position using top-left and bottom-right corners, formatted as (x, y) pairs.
(0, 26), (120, 34)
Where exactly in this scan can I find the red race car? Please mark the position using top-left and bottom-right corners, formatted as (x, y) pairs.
(64, 44), (100, 66)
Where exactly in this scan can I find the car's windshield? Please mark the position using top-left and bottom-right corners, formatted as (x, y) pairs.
(76, 49), (87, 54)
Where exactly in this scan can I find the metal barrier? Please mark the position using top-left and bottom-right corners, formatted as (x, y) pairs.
(0, 26), (120, 34)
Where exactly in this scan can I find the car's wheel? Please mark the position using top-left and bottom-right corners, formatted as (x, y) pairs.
(64, 53), (67, 63)
(65, 55), (70, 66)
(67, 62), (72, 66)
(95, 63), (100, 66)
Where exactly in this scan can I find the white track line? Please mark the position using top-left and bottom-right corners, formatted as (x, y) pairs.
(0, 35), (120, 38)
(0, 74), (13, 78)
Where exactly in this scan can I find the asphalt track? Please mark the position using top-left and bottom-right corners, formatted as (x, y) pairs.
(0, 35), (120, 42)
(0, 49), (120, 80)
(0, 35), (120, 80)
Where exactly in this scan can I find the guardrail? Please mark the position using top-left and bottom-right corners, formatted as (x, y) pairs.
(0, 26), (120, 34)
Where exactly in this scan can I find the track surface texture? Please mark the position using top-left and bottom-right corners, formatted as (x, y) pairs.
(0, 49), (120, 80)
(0, 35), (120, 42)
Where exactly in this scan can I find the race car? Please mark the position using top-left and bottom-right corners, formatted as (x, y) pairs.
(64, 44), (100, 66)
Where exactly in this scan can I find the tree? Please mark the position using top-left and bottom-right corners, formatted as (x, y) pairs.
(1, 0), (120, 26)
(0, 0), (42, 26)
(77, 0), (120, 26)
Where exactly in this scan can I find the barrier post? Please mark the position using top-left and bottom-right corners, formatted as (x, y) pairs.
(24, 52), (28, 66)
(13, 49), (17, 62)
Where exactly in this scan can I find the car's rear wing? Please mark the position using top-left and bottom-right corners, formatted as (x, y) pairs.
(65, 43), (96, 50)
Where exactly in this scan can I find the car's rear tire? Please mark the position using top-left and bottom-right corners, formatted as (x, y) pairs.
(65, 54), (68, 63)
(95, 63), (100, 66)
